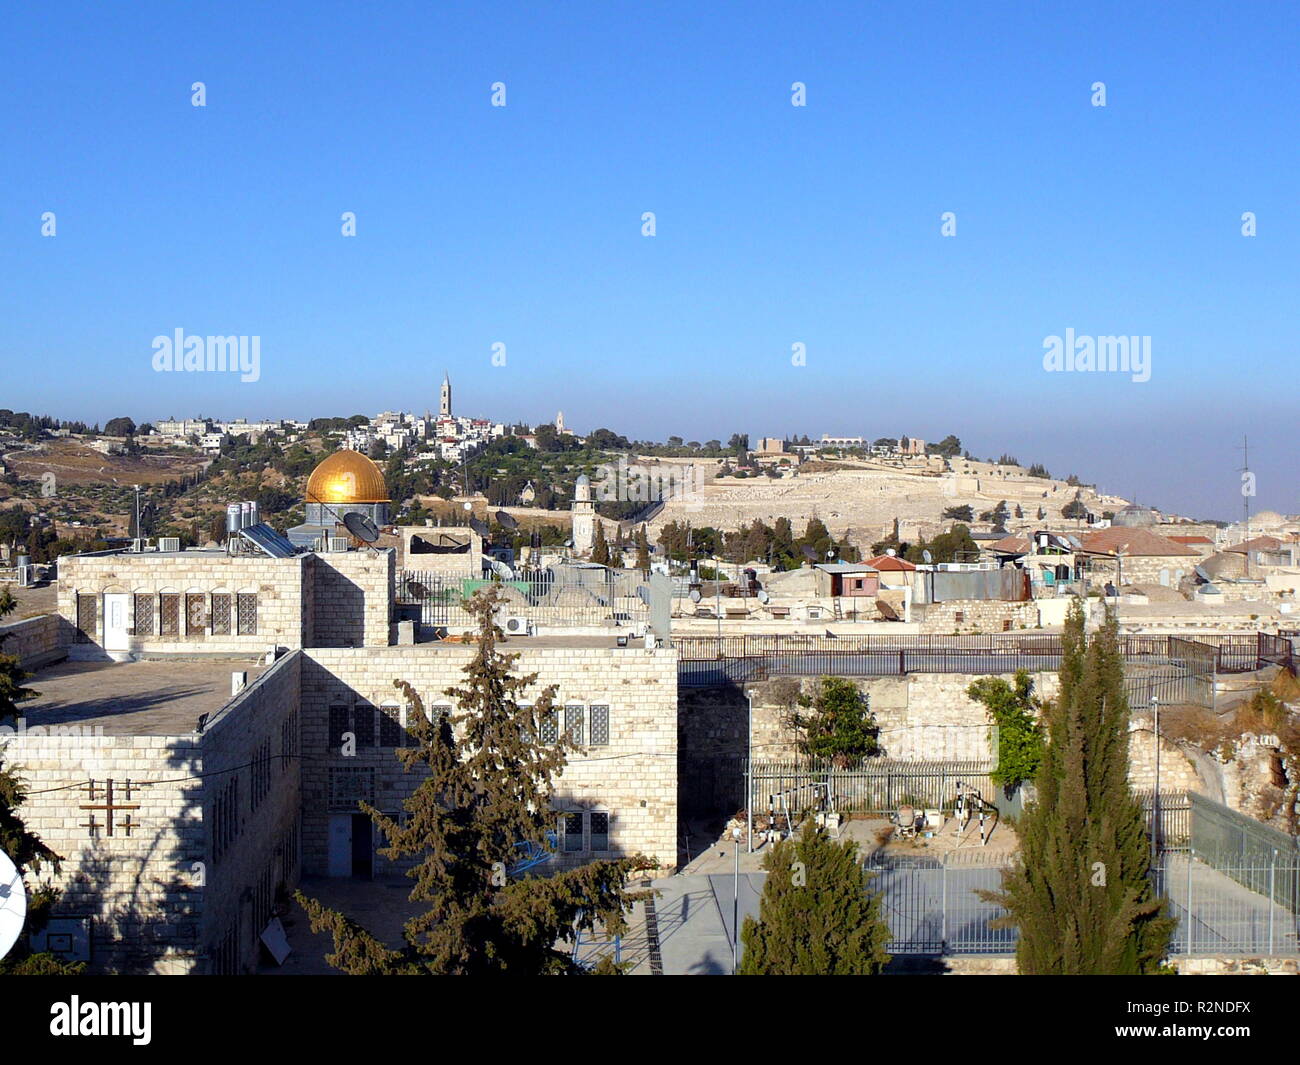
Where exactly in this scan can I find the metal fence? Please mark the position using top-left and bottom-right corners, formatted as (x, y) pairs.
(864, 853), (1019, 955)
(747, 758), (998, 826)
(397, 568), (651, 630)
(677, 633), (1220, 708)
(865, 789), (1300, 957)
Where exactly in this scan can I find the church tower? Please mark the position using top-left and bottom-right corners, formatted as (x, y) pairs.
(556, 410), (565, 434)
(440, 372), (452, 418)
(571, 473), (595, 555)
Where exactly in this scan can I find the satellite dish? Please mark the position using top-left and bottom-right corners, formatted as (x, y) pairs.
(800, 544), (818, 562)
(496, 510), (519, 531)
(469, 517), (490, 538)
(886, 548), (896, 557)
(343, 512), (380, 544)
(689, 588), (702, 603)
(0, 849), (27, 962)
(1194, 564), (1211, 583)
(407, 581), (427, 598)
(757, 589), (770, 604)
(636, 586), (652, 606)
(923, 550), (933, 564)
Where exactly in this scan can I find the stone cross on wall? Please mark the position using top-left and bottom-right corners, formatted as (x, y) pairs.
(79, 779), (142, 838)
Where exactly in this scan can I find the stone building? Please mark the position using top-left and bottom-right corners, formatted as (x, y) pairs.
(3, 451), (678, 973)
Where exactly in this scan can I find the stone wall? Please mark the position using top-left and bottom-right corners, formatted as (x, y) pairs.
(307, 549), (394, 648)
(196, 651), (302, 974)
(55, 548), (395, 657)
(915, 600), (1039, 634)
(0, 612), (70, 669)
(300, 642), (679, 876)
(8, 652), (301, 974)
(58, 551), (310, 655)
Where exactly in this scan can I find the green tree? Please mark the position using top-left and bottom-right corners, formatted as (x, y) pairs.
(0, 586), (37, 724)
(738, 829), (891, 975)
(983, 601), (1175, 974)
(967, 670), (1044, 791)
(296, 588), (651, 974)
(591, 522), (610, 565)
(786, 677), (880, 764)
(634, 526), (650, 572)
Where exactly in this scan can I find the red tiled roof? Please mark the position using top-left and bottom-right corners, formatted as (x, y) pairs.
(1078, 527), (1197, 557)
(989, 535), (1032, 554)
(1167, 535), (1214, 546)
(865, 554), (916, 571)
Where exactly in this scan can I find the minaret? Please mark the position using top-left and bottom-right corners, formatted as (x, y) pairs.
(440, 372), (452, 418)
(572, 473), (595, 555)
(556, 410), (565, 434)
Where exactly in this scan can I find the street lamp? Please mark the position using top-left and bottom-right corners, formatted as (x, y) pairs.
(731, 826), (742, 974)
(1150, 695), (1161, 865)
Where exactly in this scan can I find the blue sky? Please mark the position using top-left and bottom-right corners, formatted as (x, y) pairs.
(1, 1), (1296, 520)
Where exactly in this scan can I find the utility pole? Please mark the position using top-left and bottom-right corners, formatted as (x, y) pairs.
(1238, 435), (1252, 578)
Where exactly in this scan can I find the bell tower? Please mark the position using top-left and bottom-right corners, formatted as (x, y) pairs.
(440, 372), (452, 418)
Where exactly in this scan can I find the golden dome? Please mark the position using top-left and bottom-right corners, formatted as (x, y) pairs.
(305, 450), (390, 504)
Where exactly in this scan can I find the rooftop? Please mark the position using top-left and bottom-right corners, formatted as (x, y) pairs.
(17, 658), (268, 736)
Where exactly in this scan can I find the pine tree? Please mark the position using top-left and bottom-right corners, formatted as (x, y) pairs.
(985, 599), (1174, 973)
(296, 587), (652, 974)
(739, 828), (891, 975)
(0, 586), (37, 724)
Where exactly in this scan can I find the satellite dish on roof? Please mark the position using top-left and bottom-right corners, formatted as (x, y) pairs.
(495, 510), (519, 531)
(0, 849), (27, 962)
(757, 589), (770, 604)
(469, 517), (490, 538)
(800, 544), (818, 562)
(1194, 564), (1212, 583)
(923, 550), (933, 564)
(689, 588), (702, 603)
(636, 586), (652, 606)
(886, 548), (896, 557)
(343, 512), (380, 544)
(407, 581), (427, 598)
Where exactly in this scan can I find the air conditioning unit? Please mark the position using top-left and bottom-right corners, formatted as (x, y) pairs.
(501, 616), (532, 636)
(158, 537), (181, 552)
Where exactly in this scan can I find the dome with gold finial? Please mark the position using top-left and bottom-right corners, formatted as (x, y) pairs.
(305, 450), (390, 505)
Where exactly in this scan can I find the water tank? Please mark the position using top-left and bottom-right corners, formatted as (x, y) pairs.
(226, 504), (243, 535)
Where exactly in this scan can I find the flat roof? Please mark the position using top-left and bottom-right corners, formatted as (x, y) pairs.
(16, 658), (268, 736)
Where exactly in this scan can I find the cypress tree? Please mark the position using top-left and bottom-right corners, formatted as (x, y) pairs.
(297, 587), (651, 974)
(591, 522), (610, 565)
(634, 527), (651, 574)
(986, 599), (1174, 973)
(739, 828), (891, 975)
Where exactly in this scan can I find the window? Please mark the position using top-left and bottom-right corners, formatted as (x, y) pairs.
(564, 705), (584, 745)
(562, 812), (584, 853)
(211, 593), (232, 635)
(378, 703), (407, 747)
(213, 774), (241, 865)
(133, 594), (154, 636)
(160, 593), (180, 636)
(75, 594), (97, 642)
(251, 738), (272, 811)
(954, 610), (965, 623)
(329, 767), (375, 812)
(328, 704), (374, 751)
(589, 812), (609, 851)
(186, 593), (207, 637)
(236, 593), (257, 635)
(538, 707), (558, 745)
(588, 705), (610, 746)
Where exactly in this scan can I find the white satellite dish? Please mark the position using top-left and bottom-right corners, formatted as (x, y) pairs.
(923, 550), (933, 564)
(0, 849), (27, 961)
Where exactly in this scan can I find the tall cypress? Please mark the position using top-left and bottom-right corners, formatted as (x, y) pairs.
(739, 828), (891, 975)
(988, 599), (1174, 973)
